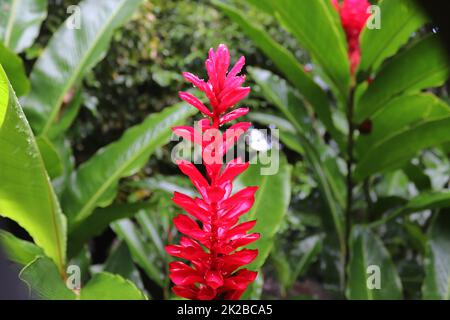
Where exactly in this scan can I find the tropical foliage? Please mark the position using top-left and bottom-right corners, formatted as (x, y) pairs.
(0, 0), (449, 300)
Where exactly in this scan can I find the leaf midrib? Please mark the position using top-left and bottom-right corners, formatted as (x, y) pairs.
(4, 0), (19, 47)
(7, 82), (66, 275)
(361, 61), (448, 121)
(73, 110), (184, 224)
(365, 95), (450, 153)
(41, 0), (130, 136)
(248, 173), (268, 221)
(356, 115), (450, 180)
(363, 113), (450, 160)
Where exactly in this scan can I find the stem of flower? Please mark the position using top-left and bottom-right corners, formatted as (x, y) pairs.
(344, 86), (356, 290)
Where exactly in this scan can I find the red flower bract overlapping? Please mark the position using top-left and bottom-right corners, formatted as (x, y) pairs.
(165, 44), (259, 300)
(332, 0), (371, 74)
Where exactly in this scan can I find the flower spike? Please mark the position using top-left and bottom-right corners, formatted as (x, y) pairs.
(166, 44), (259, 300)
(332, 0), (371, 74)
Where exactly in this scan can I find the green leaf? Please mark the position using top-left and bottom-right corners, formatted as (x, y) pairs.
(355, 35), (449, 122)
(0, 0), (47, 53)
(406, 191), (450, 212)
(68, 202), (154, 258)
(402, 161), (432, 191)
(355, 93), (450, 157)
(80, 272), (147, 300)
(104, 241), (146, 292)
(112, 219), (165, 287)
(248, 68), (313, 136)
(136, 210), (165, 259)
(216, 2), (342, 145)
(0, 65), (67, 274)
(354, 116), (450, 181)
(62, 103), (196, 226)
(20, 257), (147, 300)
(36, 135), (64, 179)
(423, 212), (450, 299)
(290, 235), (323, 287)
(236, 155), (291, 270)
(47, 89), (83, 140)
(270, 245), (292, 293)
(371, 190), (450, 227)
(19, 256), (75, 300)
(248, 112), (296, 134)
(0, 229), (44, 265)
(241, 0), (274, 16)
(271, 234), (322, 292)
(0, 42), (30, 96)
(249, 68), (346, 252)
(359, 0), (427, 72)
(346, 226), (403, 299)
(22, 0), (144, 136)
(128, 175), (195, 198)
(270, 0), (350, 98)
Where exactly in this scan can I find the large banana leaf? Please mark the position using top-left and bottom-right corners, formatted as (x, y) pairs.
(355, 35), (449, 122)
(62, 103), (196, 227)
(359, 0), (427, 72)
(0, 65), (67, 274)
(22, 0), (143, 136)
(346, 226), (403, 299)
(0, 0), (47, 53)
(422, 212), (450, 299)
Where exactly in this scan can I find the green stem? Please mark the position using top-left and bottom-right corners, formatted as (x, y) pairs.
(344, 86), (356, 290)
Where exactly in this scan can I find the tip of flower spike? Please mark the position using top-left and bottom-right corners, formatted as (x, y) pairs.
(217, 43), (228, 50)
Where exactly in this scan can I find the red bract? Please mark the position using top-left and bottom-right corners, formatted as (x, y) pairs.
(166, 44), (259, 300)
(332, 0), (371, 74)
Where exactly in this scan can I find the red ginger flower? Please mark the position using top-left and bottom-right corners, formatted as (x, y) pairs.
(332, 0), (371, 74)
(165, 44), (259, 300)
